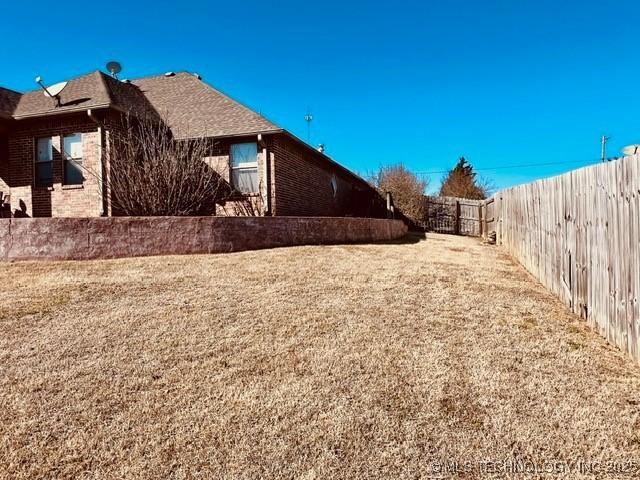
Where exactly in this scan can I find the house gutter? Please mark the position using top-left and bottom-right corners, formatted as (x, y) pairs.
(177, 128), (284, 142)
(87, 109), (106, 216)
(12, 103), (118, 121)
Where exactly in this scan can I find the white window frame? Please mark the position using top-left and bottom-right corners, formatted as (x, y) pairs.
(34, 137), (53, 187)
(62, 133), (84, 186)
(230, 142), (258, 194)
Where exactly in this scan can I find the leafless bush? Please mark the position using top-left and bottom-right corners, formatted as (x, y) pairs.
(373, 164), (427, 226)
(217, 185), (265, 216)
(99, 115), (230, 216)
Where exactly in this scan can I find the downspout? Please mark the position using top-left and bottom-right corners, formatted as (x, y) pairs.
(257, 134), (272, 216)
(87, 109), (106, 216)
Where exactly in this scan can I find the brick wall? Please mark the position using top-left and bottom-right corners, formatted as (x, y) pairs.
(2, 116), (384, 219)
(203, 135), (270, 216)
(6, 114), (103, 218)
(0, 216), (407, 261)
(0, 133), (8, 194)
(202, 132), (385, 218)
(268, 134), (384, 217)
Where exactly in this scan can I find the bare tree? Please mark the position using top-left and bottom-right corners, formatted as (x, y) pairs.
(373, 164), (428, 226)
(97, 115), (231, 216)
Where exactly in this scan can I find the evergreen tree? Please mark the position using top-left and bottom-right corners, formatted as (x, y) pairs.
(439, 157), (488, 199)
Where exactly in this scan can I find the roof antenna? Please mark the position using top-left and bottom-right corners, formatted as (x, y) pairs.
(304, 107), (313, 144)
(106, 61), (122, 79)
(35, 76), (67, 107)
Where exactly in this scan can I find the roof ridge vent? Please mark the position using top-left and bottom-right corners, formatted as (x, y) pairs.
(164, 71), (176, 77)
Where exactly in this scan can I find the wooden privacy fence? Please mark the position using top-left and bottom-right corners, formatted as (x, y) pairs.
(425, 196), (485, 236)
(490, 154), (640, 362)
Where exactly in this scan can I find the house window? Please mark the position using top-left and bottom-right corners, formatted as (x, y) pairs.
(63, 133), (84, 185)
(230, 142), (258, 193)
(35, 137), (53, 187)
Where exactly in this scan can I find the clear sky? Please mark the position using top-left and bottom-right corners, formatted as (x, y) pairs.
(2, 0), (639, 193)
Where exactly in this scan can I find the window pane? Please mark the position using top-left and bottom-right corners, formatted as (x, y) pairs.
(231, 143), (257, 167)
(37, 138), (52, 163)
(64, 159), (84, 185)
(232, 167), (258, 193)
(63, 133), (82, 159)
(36, 161), (53, 186)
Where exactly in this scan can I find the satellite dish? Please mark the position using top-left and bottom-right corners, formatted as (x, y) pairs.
(106, 61), (122, 78)
(42, 81), (68, 98)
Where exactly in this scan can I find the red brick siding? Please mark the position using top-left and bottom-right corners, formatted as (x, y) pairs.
(100, 122), (270, 217)
(6, 114), (103, 217)
(0, 133), (8, 194)
(3, 113), (383, 219)
(268, 134), (384, 217)
(203, 136), (270, 216)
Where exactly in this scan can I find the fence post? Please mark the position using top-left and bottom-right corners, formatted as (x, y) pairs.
(454, 200), (460, 235)
(478, 203), (483, 237)
(425, 196), (429, 231)
(482, 200), (489, 239)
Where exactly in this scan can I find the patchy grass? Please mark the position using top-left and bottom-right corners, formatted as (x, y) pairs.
(1, 233), (639, 479)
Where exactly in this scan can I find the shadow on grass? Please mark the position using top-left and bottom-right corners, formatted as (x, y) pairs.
(375, 230), (427, 245)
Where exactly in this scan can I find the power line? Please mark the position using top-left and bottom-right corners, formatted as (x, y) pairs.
(414, 158), (601, 176)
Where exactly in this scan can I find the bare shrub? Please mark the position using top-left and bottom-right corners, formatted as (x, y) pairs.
(373, 164), (427, 226)
(217, 184), (265, 216)
(101, 115), (230, 216)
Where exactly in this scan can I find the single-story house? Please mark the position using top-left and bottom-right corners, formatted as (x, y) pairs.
(0, 69), (385, 218)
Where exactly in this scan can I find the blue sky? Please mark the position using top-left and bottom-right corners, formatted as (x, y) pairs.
(3, 0), (639, 192)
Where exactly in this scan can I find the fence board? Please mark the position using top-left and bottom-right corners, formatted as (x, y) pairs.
(425, 196), (484, 236)
(492, 154), (640, 362)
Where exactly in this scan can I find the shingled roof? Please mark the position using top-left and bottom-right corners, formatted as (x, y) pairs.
(5, 70), (281, 139)
(12, 71), (112, 119)
(1, 69), (370, 189)
(0, 87), (21, 120)
(10, 71), (158, 120)
(131, 73), (281, 139)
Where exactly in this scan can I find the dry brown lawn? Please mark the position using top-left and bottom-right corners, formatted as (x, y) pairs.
(1, 233), (640, 479)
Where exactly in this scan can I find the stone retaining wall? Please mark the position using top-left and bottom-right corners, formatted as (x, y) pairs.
(0, 216), (407, 261)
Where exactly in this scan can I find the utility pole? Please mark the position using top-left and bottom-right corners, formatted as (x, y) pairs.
(601, 134), (610, 162)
